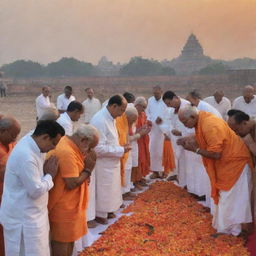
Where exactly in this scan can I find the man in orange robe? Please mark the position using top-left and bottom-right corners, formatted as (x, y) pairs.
(48, 124), (99, 256)
(133, 97), (151, 189)
(0, 116), (20, 256)
(178, 106), (253, 236)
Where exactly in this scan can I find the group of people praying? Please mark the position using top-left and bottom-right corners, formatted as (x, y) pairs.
(0, 83), (256, 256)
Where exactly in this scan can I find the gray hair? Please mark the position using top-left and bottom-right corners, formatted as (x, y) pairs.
(0, 116), (19, 129)
(38, 107), (59, 121)
(134, 96), (147, 108)
(74, 124), (99, 142)
(178, 105), (199, 119)
(125, 106), (138, 117)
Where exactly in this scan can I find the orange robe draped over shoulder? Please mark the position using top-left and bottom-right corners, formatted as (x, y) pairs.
(116, 113), (129, 186)
(137, 112), (150, 177)
(48, 136), (88, 243)
(195, 111), (253, 204)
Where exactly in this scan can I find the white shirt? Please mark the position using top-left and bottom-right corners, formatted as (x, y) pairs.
(35, 94), (51, 118)
(197, 100), (222, 118)
(146, 96), (168, 123)
(90, 107), (124, 158)
(232, 95), (256, 117)
(56, 93), (76, 112)
(204, 96), (231, 119)
(0, 135), (53, 229)
(57, 112), (74, 136)
(82, 97), (101, 123)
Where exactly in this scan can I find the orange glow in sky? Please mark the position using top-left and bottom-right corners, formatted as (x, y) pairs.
(0, 0), (256, 65)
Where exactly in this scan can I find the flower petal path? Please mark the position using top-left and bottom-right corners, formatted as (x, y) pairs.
(80, 181), (249, 256)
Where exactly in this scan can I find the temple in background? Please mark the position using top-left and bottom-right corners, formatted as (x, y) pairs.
(170, 34), (213, 75)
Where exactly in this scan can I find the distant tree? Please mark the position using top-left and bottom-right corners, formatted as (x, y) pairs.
(0, 60), (44, 78)
(120, 57), (175, 76)
(199, 62), (227, 75)
(45, 57), (96, 77)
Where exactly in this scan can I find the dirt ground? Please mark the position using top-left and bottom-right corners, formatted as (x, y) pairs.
(0, 75), (248, 137)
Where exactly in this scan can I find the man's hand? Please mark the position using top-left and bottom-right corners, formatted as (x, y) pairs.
(44, 156), (59, 179)
(139, 126), (151, 136)
(172, 129), (182, 136)
(155, 117), (163, 125)
(84, 150), (97, 172)
(123, 144), (132, 153)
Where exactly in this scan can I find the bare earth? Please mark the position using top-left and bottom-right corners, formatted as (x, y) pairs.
(0, 75), (245, 137)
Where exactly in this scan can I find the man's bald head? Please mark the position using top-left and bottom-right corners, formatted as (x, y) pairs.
(38, 107), (60, 121)
(42, 86), (50, 97)
(0, 116), (21, 146)
(178, 106), (199, 128)
(213, 90), (224, 103)
(243, 85), (254, 103)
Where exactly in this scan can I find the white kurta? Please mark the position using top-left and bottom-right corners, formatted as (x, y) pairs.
(0, 135), (53, 256)
(90, 107), (124, 217)
(56, 93), (76, 112)
(146, 97), (168, 172)
(232, 95), (256, 117)
(212, 164), (252, 236)
(35, 94), (51, 118)
(86, 170), (96, 221)
(204, 96), (231, 120)
(57, 112), (74, 136)
(82, 97), (101, 123)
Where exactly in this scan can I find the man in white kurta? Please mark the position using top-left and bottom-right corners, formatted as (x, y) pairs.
(232, 85), (256, 117)
(90, 95), (128, 224)
(57, 101), (84, 136)
(204, 90), (231, 120)
(162, 91), (192, 188)
(35, 86), (53, 119)
(56, 86), (76, 113)
(82, 88), (101, 124)
(146, 86), (168, 178)
(0, 120), (64, 256)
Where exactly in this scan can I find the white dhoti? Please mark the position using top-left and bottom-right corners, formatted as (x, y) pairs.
(122, 152), (133, 194)
(86, 170), (96, 221)
(186, 151), (211, 197)
(149, 123), (164, 173)
(212, 164), (252, 236)
(96, 158), (123, 218)
(172, 140), (187, 188)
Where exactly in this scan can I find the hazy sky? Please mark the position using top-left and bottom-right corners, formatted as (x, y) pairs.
(0, 0), (256, 65)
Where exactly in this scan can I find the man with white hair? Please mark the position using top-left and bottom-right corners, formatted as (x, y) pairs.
(146, 86), (168, 179)
(123, 106), (150, 199)
(82, 88), (101, 124)
(48, 124), (99, 256)
(177, 105), (253, 236)
(204, 90), (231, 120)
(90, 95), (130, 224)
(133, 97), (151, 189)
(185, 90), (221, 202)
(35, 86), (53, 119)
(232, 85), (256, 117)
